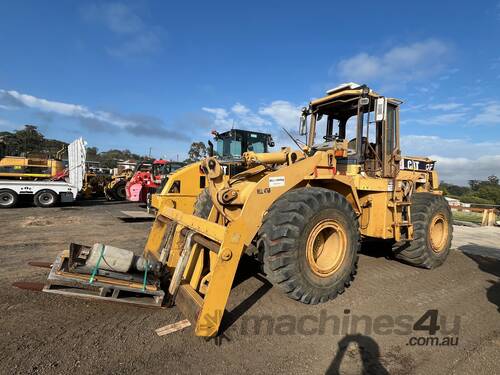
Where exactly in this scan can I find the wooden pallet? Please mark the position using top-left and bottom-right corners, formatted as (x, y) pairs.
(43, 254), (165, 308)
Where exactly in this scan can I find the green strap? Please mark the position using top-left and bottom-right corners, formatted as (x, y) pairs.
(89, 244), (105, 284)
(142, 260), (149, 292)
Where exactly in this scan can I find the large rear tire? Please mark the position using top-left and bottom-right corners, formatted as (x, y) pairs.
(258, 187), (360, 304)
(394, 193), (452, 269)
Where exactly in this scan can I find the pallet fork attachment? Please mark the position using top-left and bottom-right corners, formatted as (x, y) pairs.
(144, 207), (247, 337)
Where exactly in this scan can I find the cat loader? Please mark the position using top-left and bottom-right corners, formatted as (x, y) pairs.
(31, 83), (452, 338)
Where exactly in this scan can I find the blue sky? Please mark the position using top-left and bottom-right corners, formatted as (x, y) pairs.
(1, 0), (500, 184)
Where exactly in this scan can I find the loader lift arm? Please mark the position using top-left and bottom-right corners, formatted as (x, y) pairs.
(144, 152), (322, 336)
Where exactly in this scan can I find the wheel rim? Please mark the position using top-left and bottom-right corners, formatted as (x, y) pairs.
(39, 192), (54, 205)
(429, 213), (448, 253)
(0, 192), (14, 206)
(306, 219), (347, 277)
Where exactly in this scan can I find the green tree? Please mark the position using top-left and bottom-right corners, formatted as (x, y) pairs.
(14, 125), (45, 155)
(185, 142), (207, 162)
(487, 175), (499, 185)
(86, 146), (99, 161)
(468, 179), (480, 190)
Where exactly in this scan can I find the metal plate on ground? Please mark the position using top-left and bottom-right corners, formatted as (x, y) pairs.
(119, 210), (155, 221)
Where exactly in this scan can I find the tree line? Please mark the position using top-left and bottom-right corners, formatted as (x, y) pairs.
(1, 125), (210, 167)
(0, 125), (148, 168)
(441, 175), (500, 205)
(6, 126), (497, 204)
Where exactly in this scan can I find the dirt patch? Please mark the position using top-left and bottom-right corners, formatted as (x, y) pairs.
(0, 201), (499, 374)
(22, 215), (83, 227)
(22, 216), (55, 227)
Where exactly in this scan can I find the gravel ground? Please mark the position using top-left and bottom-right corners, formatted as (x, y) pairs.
(0, 199), (499, 375)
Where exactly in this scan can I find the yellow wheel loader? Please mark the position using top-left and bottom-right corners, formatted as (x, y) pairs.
(149, 128), (275, 213)
(28, 83), (452, 339)
(104, 169), (134, 201)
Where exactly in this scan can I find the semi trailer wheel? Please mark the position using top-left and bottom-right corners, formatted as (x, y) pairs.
(394, 193), (452, 269)
(258, 187), (360, 304)
(0, 189), (18, 208)
(34, 189), (58, 208)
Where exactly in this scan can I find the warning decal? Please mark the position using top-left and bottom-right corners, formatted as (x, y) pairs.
(269, 176), (286, 187)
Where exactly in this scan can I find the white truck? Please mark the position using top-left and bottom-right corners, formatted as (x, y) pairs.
(0, 138), (86, 208)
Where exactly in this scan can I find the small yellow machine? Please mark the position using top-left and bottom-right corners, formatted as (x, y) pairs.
(0, 153), (64, 180)
(37, 83), (452, 339)
(149, 128), (275, 213)
(104, 169), (134, 200)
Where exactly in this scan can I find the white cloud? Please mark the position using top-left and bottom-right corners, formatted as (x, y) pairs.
(258, 101), (301, 129)
(426, 112), (468, 124)
(401, 135), (500, 185)
(107, 30), (163, 57)
(231, 103), (249, 115)
(81, 2), (164, 57)
(428, 103), (462, 111)
(334, 39), (451, 89)
(202, 104), (270, 128)
(203, 100), (301, 134)
(1, 89), (133, 128)
(404, 100), (500, 126)
(81, 2), (143, 34)
(0, 89), (187, 140)
(202, 107), (232, 129)
(429, 155), (500, 185)
(469, 102), (500, 125)
(401, 135), (500, 158)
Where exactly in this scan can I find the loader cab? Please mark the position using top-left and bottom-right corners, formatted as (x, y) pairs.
(212, 129), (275, 159)
(302, 83), (401, 177)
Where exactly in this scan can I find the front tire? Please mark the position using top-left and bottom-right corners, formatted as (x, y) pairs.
(114, 180), (127, 200)
(394, 193), (452, 269)
(258, 187), (360, 304)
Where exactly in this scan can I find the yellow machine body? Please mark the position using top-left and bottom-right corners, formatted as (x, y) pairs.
(0, 155), (64, 179)
(44, 84), (451, 340)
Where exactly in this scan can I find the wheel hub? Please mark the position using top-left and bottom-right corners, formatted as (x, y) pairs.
(429, 213), (448, 253)
(40, 193), (54, 205)
(306, 219), (347, 277)
(0, 192), (14, 205)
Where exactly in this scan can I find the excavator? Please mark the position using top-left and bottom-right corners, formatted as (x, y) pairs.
(23, 84), (452, 339)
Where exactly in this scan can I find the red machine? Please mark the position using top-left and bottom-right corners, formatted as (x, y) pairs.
(125, 159), (167, 203)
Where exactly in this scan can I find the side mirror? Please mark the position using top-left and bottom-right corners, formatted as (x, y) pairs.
(375, 97), (387, 121)
(208, 140), (214, 157)
(267, 136), (275, 148)
(299, 114), (308, 136)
